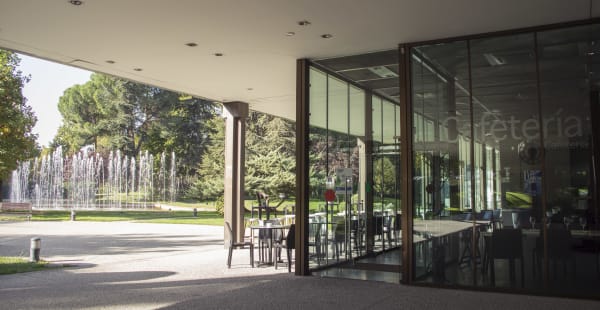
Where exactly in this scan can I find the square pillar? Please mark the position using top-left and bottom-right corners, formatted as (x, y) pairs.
(223, 101), (248, 245)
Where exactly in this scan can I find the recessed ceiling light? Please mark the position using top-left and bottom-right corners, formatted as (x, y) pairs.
(298, 20), (311, 26)
(69, 0), (83, 5)
(186, 42), (198, 47)
(247, 88), (253, 91)
(286, 32), (295, 36)
(105, 60), (115, 64)
(321, 34), (333, 39)
(214, 53), (224, 57)
(133, 68), (143, 72)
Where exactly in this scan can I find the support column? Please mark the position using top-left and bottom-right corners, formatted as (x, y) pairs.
(296, 59), (310, 275)
(223, 101), (248, 245)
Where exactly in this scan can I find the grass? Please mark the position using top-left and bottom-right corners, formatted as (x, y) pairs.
(0, 257), (48, 275)
(155, 200), (215, 210)
(26, 210), (224, 226)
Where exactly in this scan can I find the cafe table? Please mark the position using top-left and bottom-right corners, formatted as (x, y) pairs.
(250, 224), (289, 264)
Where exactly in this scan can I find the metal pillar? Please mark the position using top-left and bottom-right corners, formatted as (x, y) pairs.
(223, 101), (248, 246)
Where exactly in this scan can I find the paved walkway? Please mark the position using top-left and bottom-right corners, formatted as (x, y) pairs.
(1, 221), (599, 309)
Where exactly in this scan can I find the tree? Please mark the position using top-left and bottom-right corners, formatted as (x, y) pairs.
(53, 74), (219, 193)
(54, 73), (125, 154)
(187, 115), (225, 200)
(0, 50), (39, 186)
(245, 112), (296, 196)
(188, 111), (297, 201)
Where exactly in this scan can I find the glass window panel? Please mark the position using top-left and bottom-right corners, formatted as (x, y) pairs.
(471, 32), (539, 290)
(307, 66), (372, 268)
(372, 96), (383, 143)
(328, 76), (348, 135)
(308, 67), (329, 269)
(349, 86), (365, 137)
(411, 40), (472, 286)
(537, 24), (599, 296)
(310, 68), (327, 129)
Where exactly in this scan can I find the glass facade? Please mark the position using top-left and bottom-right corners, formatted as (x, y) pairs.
(299, 21), (600, 298)
(307, 66), (402, 271)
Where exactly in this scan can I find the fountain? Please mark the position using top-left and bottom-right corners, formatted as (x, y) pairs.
(8, 147), (177, 209)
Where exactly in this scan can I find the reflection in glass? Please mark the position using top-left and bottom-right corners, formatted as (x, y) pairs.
(411, 40), (472, 285)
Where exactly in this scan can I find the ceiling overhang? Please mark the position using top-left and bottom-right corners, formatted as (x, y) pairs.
(1, 0), (598, 121)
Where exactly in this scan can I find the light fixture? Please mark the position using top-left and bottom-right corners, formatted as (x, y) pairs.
(321, 34), (333, 39)
(69, 0), (83, 5)
(186, 42), (198, 47)
(286, 32), (295, 36)
(298, 20), (311, 26)
(214, 53), (224, 57)
(247, 88), (253, 91)
(105, 60), (115, 64)
(133, 68), (143, 72)
(368, 66), (398, 78)
(483, 53), (505, 66)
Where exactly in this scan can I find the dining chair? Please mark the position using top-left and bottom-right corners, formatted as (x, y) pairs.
(382, 215), (395, 249)
(533, 227), (575, 280)
(226, 221), (254, 268)
(258, 218), (281, 263)
(308, 220), (322, 264)
(273, 224), (295, 272)
(489, 228), (524, 287)
(459, 227), (481, 267)
(329, 216), (346, 260)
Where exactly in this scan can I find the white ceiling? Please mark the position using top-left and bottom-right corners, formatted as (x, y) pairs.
(1, 0), (598, 121)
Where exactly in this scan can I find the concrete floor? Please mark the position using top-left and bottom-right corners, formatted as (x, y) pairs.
(1, 221), (599, 309)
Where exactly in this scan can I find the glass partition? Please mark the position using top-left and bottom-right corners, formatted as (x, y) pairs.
(308, 67), (367, 268)
(411, 40), (472, 285)
(302, 20), (599, 298)
(536, 24), (598, 296)
(409, 23), (600, 296)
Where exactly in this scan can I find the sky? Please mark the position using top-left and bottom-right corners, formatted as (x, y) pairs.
(17, 54), (92, 148)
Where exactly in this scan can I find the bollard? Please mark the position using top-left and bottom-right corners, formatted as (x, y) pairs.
(193, 208), (198, 217)
(70, 209), (76, 221)
(30, 237), (41, 262)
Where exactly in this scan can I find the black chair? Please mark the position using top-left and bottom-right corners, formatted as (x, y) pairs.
(226, 221), (254, 268)
(329, 217), (347, 260)
(382, 215), (395, 249)
(489, 229), (524, 287)
(533, 228), (575, 280)
(308, 221), (322, 263)
(459, 227), (481, 267)
(273, 224), (295, 272)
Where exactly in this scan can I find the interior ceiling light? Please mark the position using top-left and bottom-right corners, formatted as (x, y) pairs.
(321, 34), (333, 39)
(133, 68), (143, 71)
(286, 32), (295, 36)
(247, 88), (253, 91)
(105, 60), (115, 64)
(483, 53), (506, 66)
(297, 20), (311, 26)
(69, 0), (83, 5)
(214, 53), (224, 57)
(186, 42), (198, 47)
(368, 66), (398, 78)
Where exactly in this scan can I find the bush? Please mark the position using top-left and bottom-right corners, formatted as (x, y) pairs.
(215, 195), (224, 216)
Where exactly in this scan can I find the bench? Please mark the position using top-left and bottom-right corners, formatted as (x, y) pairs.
(0, 202), (33, 220)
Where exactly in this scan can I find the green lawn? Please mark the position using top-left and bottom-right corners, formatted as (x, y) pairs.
(26, 210), (224, 226)
(0, 257), (48, 275)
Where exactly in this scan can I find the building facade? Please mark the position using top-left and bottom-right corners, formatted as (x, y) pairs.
(295, 19), (600, 298)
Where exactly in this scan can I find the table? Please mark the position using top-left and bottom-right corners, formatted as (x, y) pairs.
(250, 224), (289, 264)
(413, 219), (483, 281)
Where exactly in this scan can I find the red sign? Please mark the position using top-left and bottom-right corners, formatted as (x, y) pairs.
(324, 189), (336, 202)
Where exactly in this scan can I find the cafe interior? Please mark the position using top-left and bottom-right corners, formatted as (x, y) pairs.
(293, 20), (600, 298)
